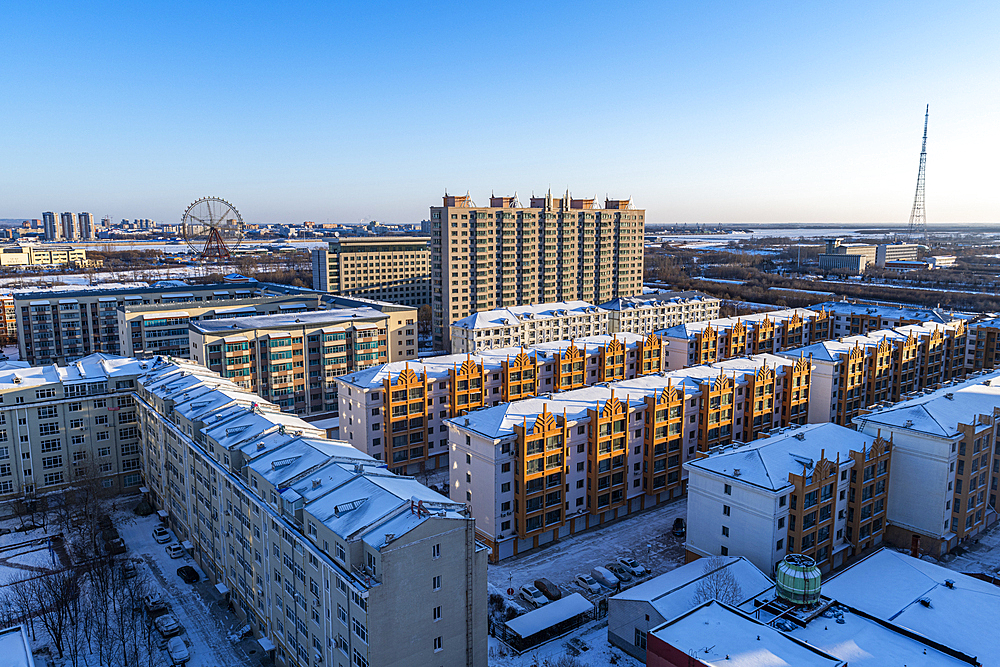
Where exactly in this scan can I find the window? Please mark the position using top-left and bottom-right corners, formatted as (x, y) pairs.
(721, 525), (729, 537)
(433, 605), (442, 621)
(722, 505), (730, 516)
(724, 484), (732, 495)
(352, 618), (368, 644)
(635, 629), (647, 649)
(43, 471), (64, 486)
(433, 637), (442, 652)
(69, 419), (84, 429)
(720, 546), (729, 556)
(432, 575), (441, 590)
(432, 544), (440, 559)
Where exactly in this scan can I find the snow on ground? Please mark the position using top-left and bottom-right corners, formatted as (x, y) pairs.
(489, 498), (686, 611)
(488, 621), (641, 667)
(0, 263), (236, 288)
(941, 520), (1000, 579)
(114, 506), (259, 667)
(1, 345), (18, 361)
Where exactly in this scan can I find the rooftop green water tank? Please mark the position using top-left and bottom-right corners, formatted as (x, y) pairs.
(775, 554), (822, 605)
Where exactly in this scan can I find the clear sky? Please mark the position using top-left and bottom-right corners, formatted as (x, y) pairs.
(2, 1), (998, 224)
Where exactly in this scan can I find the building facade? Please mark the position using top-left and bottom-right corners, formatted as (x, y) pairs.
(189, 307), (418, 416)
(601, 291), (721, 336)
(875, 242), (920, 266)
(117, 295), (325, 359)
(685, 422), (891, 575)
(311, 237), (430, 308)
(449, 301), (609, 354)
(855, 372), (1000, 556)
(0, 354), (146, 501)
(446, 353), (812, 561)
(42, 212), (60, 241)
(133, 358), (488, 667)
(430, 192), (645, 350)
(818, 239), (877, 274)
(336, 333), (666, 477)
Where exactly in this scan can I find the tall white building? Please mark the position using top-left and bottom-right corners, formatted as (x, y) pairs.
(601, 291), (721, 336)
(60, 212), (78, 240)
(449, 301), (609, 354)
(684, 422), (891, 575)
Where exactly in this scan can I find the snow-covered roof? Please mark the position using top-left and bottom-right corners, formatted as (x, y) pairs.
(685, 423), (874, 491)
(192, 307), (387, 334)
(504, 593), (594, 638)
(612, 556), (773, 622)
(0, 625), (35, 667)
(0, 353), (146, 391)
(599, 291), (719, 312)
(854, 370), (1000, 438)
(823, 548), (1000, 663)
(451, 300), (606, 330)
(651, 601), (845, 667)
(658, 308), (821, 339)
(453, 354), (795, 440)
(812, 300), (971, 322)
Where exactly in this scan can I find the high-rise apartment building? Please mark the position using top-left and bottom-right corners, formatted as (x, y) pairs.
(136, 358), (488, 667)
(42, 211), (60, 241)
(311, 237), (430, 307)
(78, 212), (95, 240)
(60, 212), (78, 240)
(430, 192), (645, 350)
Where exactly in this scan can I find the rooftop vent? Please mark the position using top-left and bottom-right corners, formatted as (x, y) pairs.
(944, 579), (955, 589)
(904, 419), (914, 427)
(775, 554), (822, 605)
(311, 479), (321, 489)
(919, 597), (932, 608)
(256, 442), (265, 451)
(945, 393), (954, 400)
(793, 432), (806, 441)
(270, 456), (298, 470)
(333, 498), (366, 517)
(732, 468), (741, 477)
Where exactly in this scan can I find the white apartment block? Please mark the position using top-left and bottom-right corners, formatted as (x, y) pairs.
(601, 291), (721, 336)
(336, 333), (662, 476)
(449, 301), (609, 354)
(136, 358), (488, 667)
(816, 300), (966, 337)
(446, 353), (812, 561)
(0, 354), (146, 500)
(684, 422), (891, 575)
(854, 371), (1000, 556)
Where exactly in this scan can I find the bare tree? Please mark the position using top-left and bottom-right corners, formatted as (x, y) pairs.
(692, 556), (743, 606)
(35, 569), (79, 659)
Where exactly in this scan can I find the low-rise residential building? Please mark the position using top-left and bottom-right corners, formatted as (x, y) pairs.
(659, 308), (834, 369)
(815, 299), (966, 337)
(311, 237), (430, 307)
(608, 556), (773, 662)
(117, 295), (324, 358)
(854, 371), (1000, 555)
(600, 291), (721, 336)
(446, 353), (812, 561)
(965, 313), (1000, 371)
(781, 320), (968, 426)
(336, 333), (663, 476)
(135, 358), (488, 667)
(449, 301), (609, 354)
(189, 307), (417, 417)
(0, 354), (146, 500)
(684, 422), (891, 575)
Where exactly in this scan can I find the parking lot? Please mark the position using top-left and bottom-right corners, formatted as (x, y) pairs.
(488, 497), (687, 609)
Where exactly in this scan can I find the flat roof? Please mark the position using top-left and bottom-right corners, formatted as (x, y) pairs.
(504, 593), (593, 638)
(191, 307), (387, 334)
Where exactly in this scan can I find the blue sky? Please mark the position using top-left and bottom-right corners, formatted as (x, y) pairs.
(2, 1), (998, 224)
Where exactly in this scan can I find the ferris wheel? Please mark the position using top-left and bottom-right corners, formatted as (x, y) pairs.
(182, 197), (245, 260)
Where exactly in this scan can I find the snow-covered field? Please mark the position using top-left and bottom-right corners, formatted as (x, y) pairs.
(489, 498), (686, 610)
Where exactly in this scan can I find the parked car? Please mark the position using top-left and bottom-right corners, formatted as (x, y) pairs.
(144, 594), (168, 616)
(616, 556), (648, 577)
(122, 561), (138, 579)
(101, 527), (120, 542)
(672, 517), (686, 537)
(177, 566), (199, 584)
(519, 584), (548, 608)
(591, 566), (620, 589)
(166, 636), (190, 665)
(606, 563), (633, 583)
(575, 574), (601, 594)
(154, 613), (181, 638)
(165, 543), (185, 559)
(534, 578), (562, 601)
(107, 538), (126, 555)
(152, 526), (171, 544)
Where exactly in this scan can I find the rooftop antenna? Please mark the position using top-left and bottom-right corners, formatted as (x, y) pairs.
(905, 105), (929, 245)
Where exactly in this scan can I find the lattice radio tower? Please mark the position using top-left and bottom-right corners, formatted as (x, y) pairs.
(906, 105), (929, 243)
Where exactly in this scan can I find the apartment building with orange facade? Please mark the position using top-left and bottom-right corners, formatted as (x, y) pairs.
(685, 422), (891, 575)
(188, 307), (417, 417)
(856, 371), (1000, 556)
(430, 191), (644, 350)
(659, 308), (835, 370)
(447, 353), (811, 561)
(0, 294), (15, 343)
(336, 333), (663, 476)
(780, 320), (969, 426)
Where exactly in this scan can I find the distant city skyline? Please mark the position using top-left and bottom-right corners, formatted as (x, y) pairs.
(2, 2), (998, 224)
